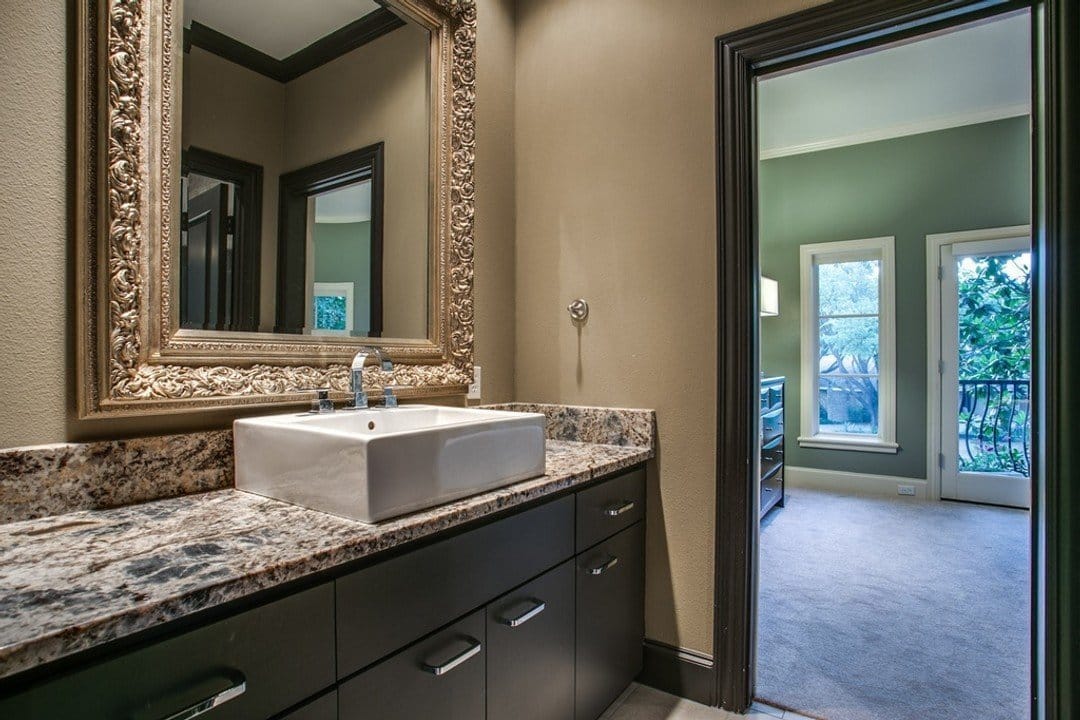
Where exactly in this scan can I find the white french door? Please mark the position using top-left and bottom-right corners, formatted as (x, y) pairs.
(937, 233), (1032, 508)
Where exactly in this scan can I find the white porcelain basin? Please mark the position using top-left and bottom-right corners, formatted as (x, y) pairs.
(234, 405), (546, 523)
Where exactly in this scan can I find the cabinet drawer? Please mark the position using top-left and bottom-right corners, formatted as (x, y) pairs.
(0, 584), (335, 720)
(761, 407), (784, 444)
(339, 609), (486, 720)
(281, 691), (336, 720)
(576, 467), (645, 551)
(487, 560), (575, 720)
(575, 522), (645, 720)
(336, 495), (574, 677)
(761, 446), (783, 480)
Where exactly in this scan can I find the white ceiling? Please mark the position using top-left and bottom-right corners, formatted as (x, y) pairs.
(315, 181), (372, 224)
(184, 0), (383, 59)
(757, 11), (1031, 159)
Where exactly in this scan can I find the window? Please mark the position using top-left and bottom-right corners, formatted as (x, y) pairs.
(799, 237), (897, 453)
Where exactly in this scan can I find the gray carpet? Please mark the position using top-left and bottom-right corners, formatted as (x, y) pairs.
(757, 488), (1030, 720)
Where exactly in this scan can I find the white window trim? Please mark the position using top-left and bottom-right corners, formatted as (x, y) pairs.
(798, 236), (898, 453)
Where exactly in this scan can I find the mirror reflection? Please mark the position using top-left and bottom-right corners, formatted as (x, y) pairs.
(180, 0), (431, 339)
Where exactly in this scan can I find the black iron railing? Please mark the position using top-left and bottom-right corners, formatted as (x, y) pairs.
(958, 379), (1030, 476)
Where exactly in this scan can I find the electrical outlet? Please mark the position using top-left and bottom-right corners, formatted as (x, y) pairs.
(467, 365), (482, 401)
(897, 484), (916, 496)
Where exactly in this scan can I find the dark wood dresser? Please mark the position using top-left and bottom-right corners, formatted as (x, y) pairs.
(760, 376), (785, 519)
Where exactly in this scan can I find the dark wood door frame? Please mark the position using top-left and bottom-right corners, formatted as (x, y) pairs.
(182, 146), (264, 332)
(276, 143), (385, 337)
(714, 0), (1078, 715)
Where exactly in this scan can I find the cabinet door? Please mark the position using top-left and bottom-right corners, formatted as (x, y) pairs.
(487, 560), (574, 720)
(339, 609), (485, 720)
(575, 522), (645, 720)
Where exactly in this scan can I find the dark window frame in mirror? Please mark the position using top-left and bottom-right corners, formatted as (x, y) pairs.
(276, 142), (386, 338)
(181, 147), (263, 333)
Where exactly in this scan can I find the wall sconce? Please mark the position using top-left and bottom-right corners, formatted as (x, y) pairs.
(760, 276), (779, 317)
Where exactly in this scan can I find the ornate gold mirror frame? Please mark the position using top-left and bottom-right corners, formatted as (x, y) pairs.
(76, 0), (476, 417)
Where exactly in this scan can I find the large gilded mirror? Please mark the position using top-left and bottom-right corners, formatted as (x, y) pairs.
(76, 0), (476, 417)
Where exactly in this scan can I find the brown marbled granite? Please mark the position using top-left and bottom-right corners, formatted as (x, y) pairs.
(0, 432), (233, 525)
(483, 403), (656, 448)
(0, 439), (653, 680)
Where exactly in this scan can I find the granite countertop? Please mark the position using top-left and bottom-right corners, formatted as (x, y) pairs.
(0, 438), (652, 681)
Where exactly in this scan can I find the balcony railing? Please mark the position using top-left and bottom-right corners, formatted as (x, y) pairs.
(958, 379), (1030, 476)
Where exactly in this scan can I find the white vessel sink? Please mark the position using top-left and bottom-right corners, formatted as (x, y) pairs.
(234, 405), (546, 523)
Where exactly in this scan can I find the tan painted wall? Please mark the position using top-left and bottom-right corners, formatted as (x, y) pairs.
(0, 0), (515, 447)
(473, 0), (517, 404)
(512, 0), (823, 655)
(285, 24), (431, 339)
(182, 48), (286, 331)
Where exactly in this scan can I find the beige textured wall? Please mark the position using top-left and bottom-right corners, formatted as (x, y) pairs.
(0, 0), (71, 448)
(0, 0), (516, 447)
(473, 0), (517, 404)
(513, 0), (822, 655)
(183, 48), (286, 331)
(285, 24), (431, 339)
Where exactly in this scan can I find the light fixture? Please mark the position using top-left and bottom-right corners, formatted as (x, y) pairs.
(760, 276), (779, 317)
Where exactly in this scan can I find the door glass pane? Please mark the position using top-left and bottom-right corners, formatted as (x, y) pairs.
(818, 260), (880, 316)
(955, 251), (1031, 475)
(818, 375), (879, 435)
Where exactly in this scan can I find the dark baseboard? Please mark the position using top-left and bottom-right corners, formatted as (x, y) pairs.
(637, 639), (715, 706)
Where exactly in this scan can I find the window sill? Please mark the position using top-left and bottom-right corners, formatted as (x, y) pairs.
(797, 436), (900, 454)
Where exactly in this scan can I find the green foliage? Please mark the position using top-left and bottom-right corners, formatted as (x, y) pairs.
(314, 295), (348, 331)
(957, 254), (1030, 380)
(817, 260), (880, 432)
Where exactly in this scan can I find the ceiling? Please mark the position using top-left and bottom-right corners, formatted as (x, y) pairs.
(183, 0), (383, 59)
(315, 181), (373, 224)
(757, 11), (1031, 159)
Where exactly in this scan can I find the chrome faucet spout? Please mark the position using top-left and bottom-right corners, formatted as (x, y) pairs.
(350, 347), (395, 409)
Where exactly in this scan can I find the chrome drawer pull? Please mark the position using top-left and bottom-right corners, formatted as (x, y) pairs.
(588, 555), (619, 575)
(604, 500), (635, 517)
(156, 677), (246, 720)
(423, 639), (482, 676)
(503, 600), (547, 628)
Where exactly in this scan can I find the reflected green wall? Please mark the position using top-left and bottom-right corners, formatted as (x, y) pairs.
(760, 116), (1030, 479)
(313, 221), (372, 335)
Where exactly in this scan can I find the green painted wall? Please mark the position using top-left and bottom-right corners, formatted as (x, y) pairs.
(760, 116), (1030, 479)
(313, 221), (372, 335)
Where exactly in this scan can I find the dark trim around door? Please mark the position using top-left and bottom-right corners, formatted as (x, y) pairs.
(276, 143), (386, 338)
(181, 146), (264, 333)
(714, 0), (1073, 714)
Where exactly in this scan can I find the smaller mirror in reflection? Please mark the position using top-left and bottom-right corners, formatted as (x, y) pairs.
(180, 0), (431, 340)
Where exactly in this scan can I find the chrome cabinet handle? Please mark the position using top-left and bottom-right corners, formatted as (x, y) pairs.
(154, 677), (246, 720)
(423, 639), (482, 676)
(604, 500), (635, 517)
(587, 555), (619, 575)
(502, 600), (546, 628)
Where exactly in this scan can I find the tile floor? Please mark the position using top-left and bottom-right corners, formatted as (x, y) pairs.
(602, 684), (817, 720)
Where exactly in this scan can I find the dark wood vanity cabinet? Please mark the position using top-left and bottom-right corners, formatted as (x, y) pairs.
(0, 466), (646, 720)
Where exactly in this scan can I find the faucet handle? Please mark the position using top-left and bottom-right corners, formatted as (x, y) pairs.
(383, 385), (399, 408)
(311, 388), (334, 414)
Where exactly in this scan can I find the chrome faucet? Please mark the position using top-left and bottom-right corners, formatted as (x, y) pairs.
(350, 347), (397, 409)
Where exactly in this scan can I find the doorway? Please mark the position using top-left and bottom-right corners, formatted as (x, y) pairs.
(713, 0), (1077, 718)
(931, 227), (1033, 508)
